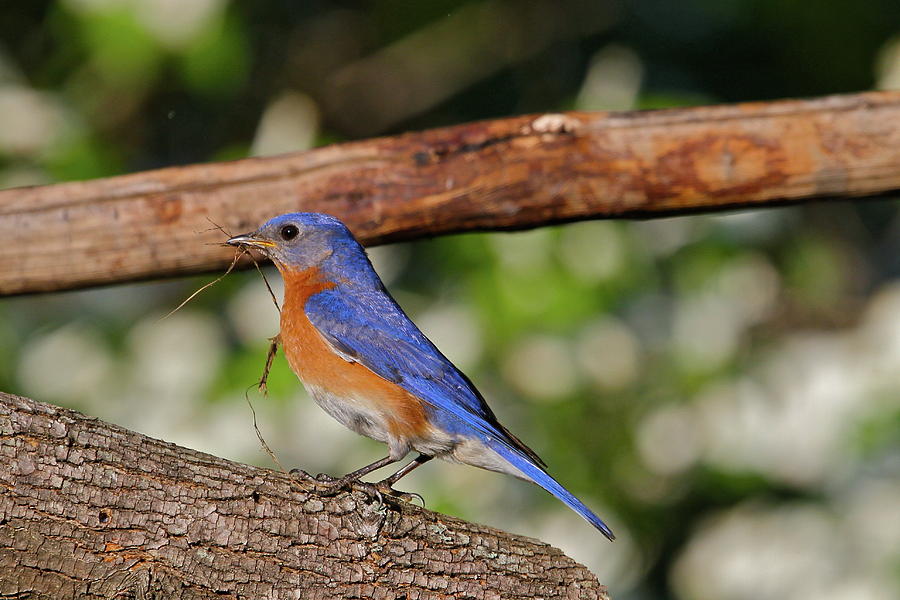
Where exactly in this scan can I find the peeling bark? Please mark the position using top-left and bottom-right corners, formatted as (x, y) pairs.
(0, 392), (609, 599)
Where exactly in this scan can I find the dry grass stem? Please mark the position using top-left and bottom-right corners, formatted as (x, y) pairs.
(244, 386), (288, 474)
(159, 249), (245, 321)
(258, 335), (281, 395)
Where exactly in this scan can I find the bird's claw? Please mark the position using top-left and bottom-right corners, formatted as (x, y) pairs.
(288, 469), (422, 505)
(288, 467), (316, 481)
(315, 478), (419, 506)
(316, 475), (355, 496)
(346, 481), (394, 508)
(374, 482), (424, 506)
(289, 468), (341, 484)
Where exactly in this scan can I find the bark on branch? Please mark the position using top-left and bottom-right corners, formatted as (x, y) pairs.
(2, 91), (900, 295)
(0, 392), (607, 599)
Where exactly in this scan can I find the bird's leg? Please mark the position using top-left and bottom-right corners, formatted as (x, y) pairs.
(379, 453), (433, 488)
(257, 334), (281, 395)
(317, 455), (399, 496)
(373, 454), (433, 504)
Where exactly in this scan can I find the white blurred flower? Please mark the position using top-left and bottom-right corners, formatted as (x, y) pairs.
(858, 282), (900, 388)
(489, 228), (553, 274)
(575, 317), (642, 390)
(715, 253), (780, 325)
(128, 311), (224, 396)
(635, 218), (698, 258)
(366, 243), (410, 286)
(251, 91), (320, 157)
(502, 334), (578, 402)
(135, 0), (225, 49)
(415, 303), (483, 371)
(0, 86), (72, 158)
(681, 275), (900, 491)
(812, 579), (898, 600)
(625, 292), (673, 350)
(696, 330), (864, 487)
(170, 392), (278, 464)
(0, 166), (51, 189)
(64, 0), (226, 50)
(839, 478), (900, 569)
(558, 221), (627, 283)
(62, 0), (124, 13)
(18, 324), (115, 406)
(636, 403), (701, 476)
(672, 293), (743, 371)
(673, 502), (899, 600)
(673, 504), (837, 600)
(120, 311), (225, 437)
(668, 252), (779, 371)
(575, 45), (643, 111)
(227, 272), (283, 345)
(876, 35), (900, 90)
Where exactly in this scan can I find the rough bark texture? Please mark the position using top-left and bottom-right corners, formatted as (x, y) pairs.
(0, 392), (609, 599)
(2, 91), (900, 295)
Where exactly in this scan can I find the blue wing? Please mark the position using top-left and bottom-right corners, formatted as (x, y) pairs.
(305, 284), (615, 540)
(304, 285), (545, 465)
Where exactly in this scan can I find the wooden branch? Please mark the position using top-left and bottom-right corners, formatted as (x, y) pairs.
(2, 91), (900, 295)
(0, 392), (608, 599)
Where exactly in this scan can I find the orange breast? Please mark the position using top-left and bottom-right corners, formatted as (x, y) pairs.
(278, 266), (431, 440)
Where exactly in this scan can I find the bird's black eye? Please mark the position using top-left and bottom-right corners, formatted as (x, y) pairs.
(280, 224), (299, 241)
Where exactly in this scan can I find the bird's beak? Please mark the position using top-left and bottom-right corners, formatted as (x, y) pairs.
(226, 232), (275, 250)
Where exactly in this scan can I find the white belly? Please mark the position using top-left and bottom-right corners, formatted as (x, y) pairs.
(304, 383), (456, 461)
(303, 384), (522, 479)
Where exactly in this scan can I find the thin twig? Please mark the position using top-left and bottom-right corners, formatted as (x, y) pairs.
(203, 216), (233, 237)
(244, 386), (287, 473)
(158, 249), (245, 321)
(258, 335), (280, 395)
(247, 253), (281, 313)
(169, 218), (289, 474)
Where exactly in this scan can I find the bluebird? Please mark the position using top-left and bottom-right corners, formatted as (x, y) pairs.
(227, 213), (615, 540)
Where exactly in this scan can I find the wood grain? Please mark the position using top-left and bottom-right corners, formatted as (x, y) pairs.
(0, 392), (608, 599)
(2, 91), (899, 295)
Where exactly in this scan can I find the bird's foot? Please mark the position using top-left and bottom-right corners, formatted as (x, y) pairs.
(315, 474), (358, 496)
(289, 468), (373, 502)
(288, 468), (316, 483)
(288, 468), (336, 484)
(335, 480), (421, 507)
(288, 469), (421, 505)
(313, 477), (421, 505)
(373, 482), (424, 506)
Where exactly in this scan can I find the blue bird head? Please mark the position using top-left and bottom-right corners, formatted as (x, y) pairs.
(227, 213), (377, 282)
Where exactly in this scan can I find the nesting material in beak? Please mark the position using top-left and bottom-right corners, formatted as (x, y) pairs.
(227, 233), (275, 249)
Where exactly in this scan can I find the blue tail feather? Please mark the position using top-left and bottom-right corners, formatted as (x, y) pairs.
(490, 441), (615, 541)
